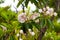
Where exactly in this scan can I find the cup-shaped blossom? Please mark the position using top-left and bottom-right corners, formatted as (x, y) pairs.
(18, 13), (27, 23)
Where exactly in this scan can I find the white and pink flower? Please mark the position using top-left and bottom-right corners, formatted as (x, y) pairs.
(18, 13), (27, 23)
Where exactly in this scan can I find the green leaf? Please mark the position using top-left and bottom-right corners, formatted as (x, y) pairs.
(0, 28), (4, 37)
(47, 19), (54, 29)
(30, 0), (40, 8)
(25, 0), (29, 7)
(0, 0), (4, 4)
(1, 12), (8, 20)
(3, 6), (10, 10)
(17, 0), (24, 7)
(9, 35), (15, 40)
(40, 18), (46, 28)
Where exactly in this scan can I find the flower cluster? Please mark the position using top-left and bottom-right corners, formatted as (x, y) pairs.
(18, 6), (57, 23)
(16, 29), (35, 40)
(18, 12), (39, 23)
(39, 6), (57, 16)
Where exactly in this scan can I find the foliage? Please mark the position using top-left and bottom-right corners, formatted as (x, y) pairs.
(0, 0), (60, 40)
(0, 5), (59, 40)
(17, 0), (56, 8)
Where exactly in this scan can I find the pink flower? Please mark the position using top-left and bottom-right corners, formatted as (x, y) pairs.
(47, 8), (54, 13)
(18, 13), (27, 23)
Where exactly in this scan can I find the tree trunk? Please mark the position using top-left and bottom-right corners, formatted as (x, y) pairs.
(37, 26), (48, 40)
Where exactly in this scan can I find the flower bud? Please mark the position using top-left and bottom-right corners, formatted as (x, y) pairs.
(16, 33), (19, 37)
(43, 8), (46, 11)
(46, 6), (50, 10)
(54, 12), (57, 16)
(39, 9), (42, 13)
(28, 29), (31, 32)
(30, 32), (35, 36)
(20, 30), (23, 34)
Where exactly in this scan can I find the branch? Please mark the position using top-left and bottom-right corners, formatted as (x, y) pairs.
(37, 26), (48, 40)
